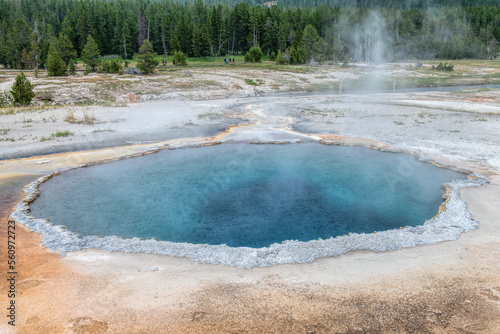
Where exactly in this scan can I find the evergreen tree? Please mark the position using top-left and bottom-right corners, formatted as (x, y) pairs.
(20, 49), (31, 69)
(5, 19), (32, 68)
(302, 24), (321, 62)
(210, 5), (225, 57)
(82, 35), (100, 71)
(116, 20), (133, 60)
(47, 45), (68, 76)
(10, 72), (35, 106)
(61, 15), (76, 48)
(177, 14), (190, 55)
(137, 9), (147, 48)
(56, 33), (78, 65)
(76, 3), (94, 52)
(200, 24), (212, 58)
(160, 14), (171, 60)
(30, 34), (42, 69)
(277, 23), (287, 52)
(247, 7), (259, 49)
(137, 39), (158, 74)
(0, 0), (498, 65)
(0, 38), (5, 68)
(191, 25), (201, 58)
(262, 19), (277, 56)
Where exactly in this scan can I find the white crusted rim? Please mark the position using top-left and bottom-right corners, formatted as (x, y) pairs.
(10, 171), (487, 269)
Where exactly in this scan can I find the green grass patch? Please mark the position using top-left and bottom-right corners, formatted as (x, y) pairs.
(0, 137), (15, 142)
(52, 130), (73, 137)
(245, 78), (259, 86)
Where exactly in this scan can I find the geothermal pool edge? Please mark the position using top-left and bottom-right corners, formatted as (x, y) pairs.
(10, 142), (488, 269)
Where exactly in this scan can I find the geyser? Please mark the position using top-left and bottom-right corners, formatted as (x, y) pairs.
(30, 143), (466, 248)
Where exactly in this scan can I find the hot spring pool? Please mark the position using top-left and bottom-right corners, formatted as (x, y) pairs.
(29, 143), (467, 249)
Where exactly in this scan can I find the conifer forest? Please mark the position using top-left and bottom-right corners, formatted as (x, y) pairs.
(0, 0), (499, 69)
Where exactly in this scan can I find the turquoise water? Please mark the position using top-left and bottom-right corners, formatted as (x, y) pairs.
(30, 144), (465, 248)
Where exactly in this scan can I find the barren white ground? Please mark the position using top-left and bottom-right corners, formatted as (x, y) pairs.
(1, 80), (499, 333)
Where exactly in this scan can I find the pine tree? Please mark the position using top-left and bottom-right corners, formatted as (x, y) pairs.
(262, 19), (276, 55)
(122, 20), (133, 60)
(56, 33), (78, 65)
(170, 35), (181, 53)
(137, 39), (158, 74)
(6, 19), (32, 68)
(160, 14), (171, 60)
(277, 23), (287, 52)
(47, 45), (68, 76)
(199, 24), (212, 58)
(10, 72), (35, 106)
(82, 35), (100, 71)
(177, 14), (190, 55)
(302, 24), (321, 62)
(29, 34), (42, 69)
(20, 49), (30, 69)
(191, 25), (201, 58)
(137, 9), (147, 48)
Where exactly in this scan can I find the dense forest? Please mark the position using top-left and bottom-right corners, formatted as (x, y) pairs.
(1, 0), (499, 69)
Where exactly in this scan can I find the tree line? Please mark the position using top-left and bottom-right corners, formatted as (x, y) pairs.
(1, 0), (499, 70)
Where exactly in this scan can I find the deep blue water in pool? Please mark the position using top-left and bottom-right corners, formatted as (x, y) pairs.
(30, 144), (466, 248)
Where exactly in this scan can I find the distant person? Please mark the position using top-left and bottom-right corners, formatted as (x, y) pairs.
(173, 59), (175, 65)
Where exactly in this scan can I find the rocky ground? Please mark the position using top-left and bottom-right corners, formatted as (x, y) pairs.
(0, 62), (500, 333)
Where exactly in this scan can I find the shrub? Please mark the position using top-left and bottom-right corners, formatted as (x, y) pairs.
(244, 46), (263, 63)
(11, 72), (35, 106)
(173, 51), (187, 66)
(0, 91), (13, 108)
(342, 54), (350, 67)
(276, 50), (286, 64)
(435, 62), (454, 71)
(68, 60), (77, 75)
(270, 51), (276, 61)
(101, 59), (123, 73)
(289, 46), (305, 64)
